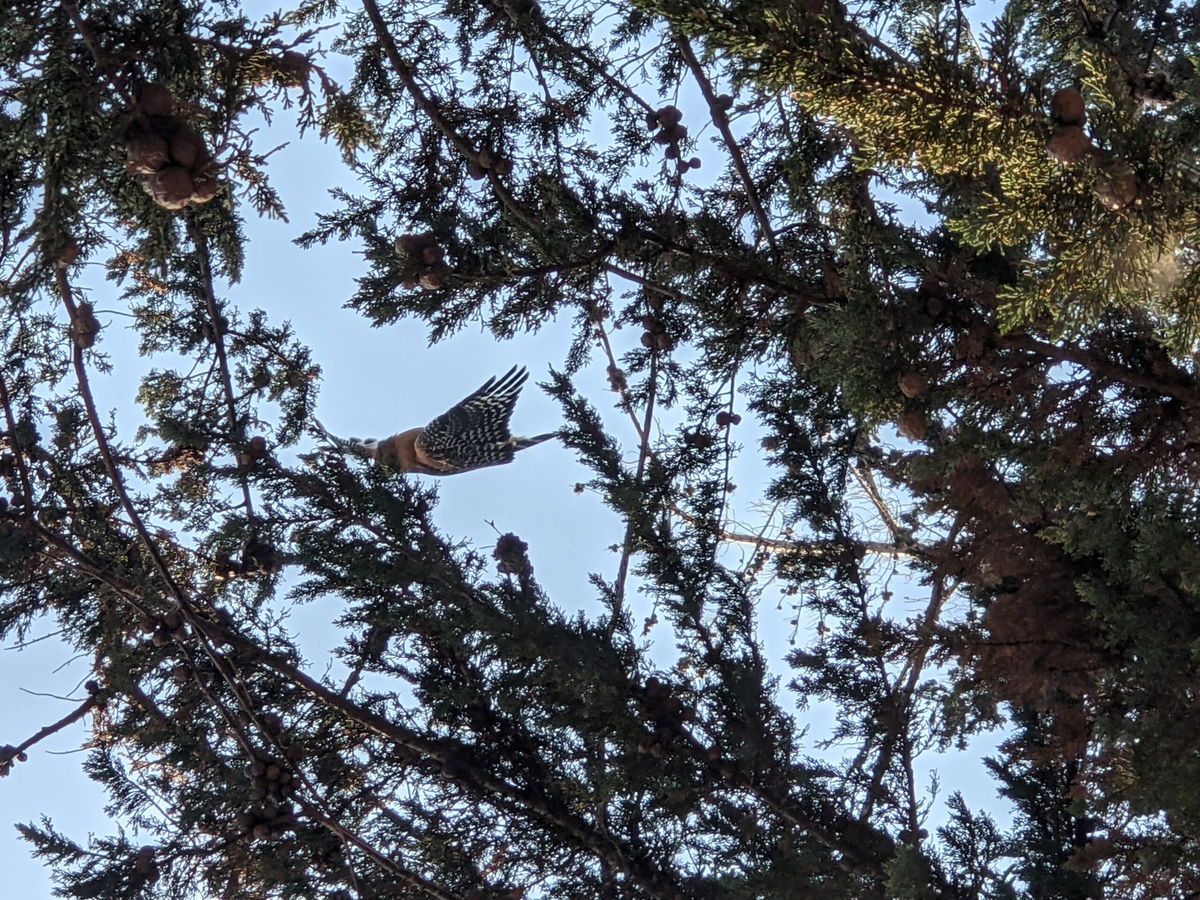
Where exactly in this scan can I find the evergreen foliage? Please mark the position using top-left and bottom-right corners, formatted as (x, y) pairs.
(2, 0), (1200, 895)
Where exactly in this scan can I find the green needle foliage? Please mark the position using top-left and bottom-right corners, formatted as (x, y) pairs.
(2, 0), (1200, 896)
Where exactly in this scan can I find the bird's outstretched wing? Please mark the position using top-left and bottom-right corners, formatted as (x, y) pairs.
(414, 365), (533, 471)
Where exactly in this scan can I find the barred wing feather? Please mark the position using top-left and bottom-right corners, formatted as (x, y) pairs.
(415, 365), (532, 470)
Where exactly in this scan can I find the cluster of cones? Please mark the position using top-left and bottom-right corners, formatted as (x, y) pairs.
(138, 604), (190, 647)
(1045, 87), (1138, 211)
(213, 535), (282, 581)
(639, 312), (675, 351)
(648, 104), (702, 176)
(395, 231), (448, 290)
(123, 82), (220, 210)
(238, 747), (300, 841)
(638, 294), (673, 351)
(69, 301), (101, 349)
(467, 147), (513, 180)
(635, 676), (699, 760)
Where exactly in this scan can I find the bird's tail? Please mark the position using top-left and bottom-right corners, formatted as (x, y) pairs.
(513, 432), (558, 451)
(312, 418), (372, 459)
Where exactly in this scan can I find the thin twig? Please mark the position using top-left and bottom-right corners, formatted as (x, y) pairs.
(0, 373), (36, 511)
(0, 694), (98, 770)
(1000, 332), (1200, 405)
(858, 517), (963, 824)
(592, 321), (649, 447)
(684, 513), (924, 562)
(55, 267), (187, 604)
(604, 263), (691, 304)
(674, 35), (777, 254)
(359, 0), (542, 233)
(850, 460), (908, 544)
(297, 795), (449, 898)
(613, 351), (658, 609)
(184, 213), (255, 518)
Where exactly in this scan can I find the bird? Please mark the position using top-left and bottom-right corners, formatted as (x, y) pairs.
(313, 365), (556, 475)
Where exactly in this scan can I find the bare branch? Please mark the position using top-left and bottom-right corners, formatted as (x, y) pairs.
(0, 694), (98, 776)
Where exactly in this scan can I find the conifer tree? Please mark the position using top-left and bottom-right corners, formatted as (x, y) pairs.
(2, 0), (1200, 896)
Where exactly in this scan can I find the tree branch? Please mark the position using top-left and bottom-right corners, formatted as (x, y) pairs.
(674, 34), (778, 253)
(0, 694), (98, 776)
(192, 615), (688, 898)
(184, 212), (255, 518)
